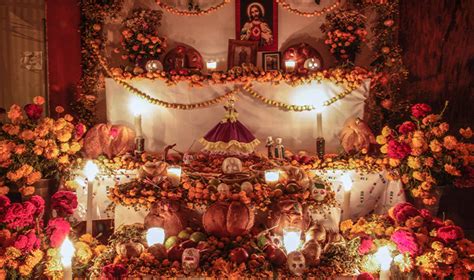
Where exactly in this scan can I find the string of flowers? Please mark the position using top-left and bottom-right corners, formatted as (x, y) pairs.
(241, 83), (356, 111)
(155, 0), (231, 16)
(276, 0), (341, 17)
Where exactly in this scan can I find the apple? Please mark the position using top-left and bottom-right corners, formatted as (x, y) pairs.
(178, 230), (190, 240)
(264, 244), (287, 266)
(179, 239), (197, 249)
(229, 247), (249, 264)
(164, 236), (178, 250)
(190, 232), (207, 243)
(167, 245), (184, 261)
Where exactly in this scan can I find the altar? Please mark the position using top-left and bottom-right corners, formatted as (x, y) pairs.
(105, 78), (371, 153)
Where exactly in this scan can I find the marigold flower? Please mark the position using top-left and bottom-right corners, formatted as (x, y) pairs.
(64, 114), (73, 122)
(407, 156), (421, 169)
(424, 157), (434, 167)
(19, 186), (35, 197)
(380, 144), (388, 154)
(0, 186), (9, 195)
(58, 155), (69, 164)
(376, 135), (387, 145)
(14, 144), (26, 155)
(340, 219), (353, 232)
(7, 104), (23, 123)
(429, 139), (442, 153)
(459, 127), (472, 139)
(19, 130), (35, 141)
(389, 158), (401, 167)
(56, 132), (72, 143)
(411, 130), (426, 149)
(443, 136), (458, 150)
(412, 171), (424, 181)
(381, 126), (392, 137)
(26, 171), (41, 185)
(2, 124), (20, 135)
(33, 96), (45, 105)
(55, 106), (64, 114)
(444, 164), (461, 176)
(438, 122), (449, 134)
(422, 114), (439, 125)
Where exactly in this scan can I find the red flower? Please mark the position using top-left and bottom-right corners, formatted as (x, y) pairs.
(398, 121), (416, 134)
(23, 104), (43, 120)
(358, 236), (373, 254)
(411, 103), (432, 118)
(390, 202), (420, 225)
(74, 123), (87, 139)
(52, 191), (78, 216)
(357, 272), (375, 280)
(387, 140), (411, 159)
(437, 225), (464, 244)
(46, 218), (71, 248)
(14, 231), (40, 252)
(391, 229), (420, 256)
(0, 195), (11, 213)
(29, 195), (45, 216)
(101, 263), (127, 280)
(3, 202), (36, 229)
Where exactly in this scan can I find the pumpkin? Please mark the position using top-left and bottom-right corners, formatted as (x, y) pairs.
(202, 201), (254, 237)
(144, 200), (201, 236)
(339, 118), (376, 154)
(83, 123), (135, 158)
(266, 200), (310, 234)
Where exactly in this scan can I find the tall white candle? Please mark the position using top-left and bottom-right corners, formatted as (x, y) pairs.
(84, 161), (99, 234)
(134, 113), (143, 138)
(60, 237), (75, 280)
(316, 112), (323, 138)
(341, 174), (352, 220)
(206, 60), (217, 72)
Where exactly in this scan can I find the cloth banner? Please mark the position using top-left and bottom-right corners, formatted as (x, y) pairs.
(105, 78), (371, 153)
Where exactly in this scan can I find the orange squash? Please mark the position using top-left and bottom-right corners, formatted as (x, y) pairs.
(83, 123), (135, 158)
(202, 201), (254, 238)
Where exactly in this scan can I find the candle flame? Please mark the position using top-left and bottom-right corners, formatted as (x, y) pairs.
(84, 160), (99, 181)
(283, 228), (302, 253)
(146, 227), (165, 246)
(375, 246), (393, 271)
(60, 237), (75, 266)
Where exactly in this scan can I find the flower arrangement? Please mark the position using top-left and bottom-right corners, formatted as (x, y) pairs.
(376, 103), (474, 206)
(120, 9), (167, 65)
(340, 202), (474, 279)
(0, 97), (86, 196)
(0, 192), (77, 279)
(321, 9), (367, 63)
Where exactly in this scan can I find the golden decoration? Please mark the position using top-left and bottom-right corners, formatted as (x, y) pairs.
(156, 0), (230, 16)
(276, 0), (341, 17)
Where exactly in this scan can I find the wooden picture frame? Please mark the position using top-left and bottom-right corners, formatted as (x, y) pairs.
(262, 52), (281, 71)
(227, 39), (258, 69)
(235, 0), (278, 51)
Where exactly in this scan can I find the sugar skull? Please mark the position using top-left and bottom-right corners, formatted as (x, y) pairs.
(222, 157), (243, 174)
(217, 183), (230, 195)
(311, 187), (327, 202)
(240, 181), (253, 194)
(182, 248), (200, 274)
(287, 251), (306, 276)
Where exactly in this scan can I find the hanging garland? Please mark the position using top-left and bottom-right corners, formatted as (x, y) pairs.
(155, 0), (230, 16)
(241, 83), (356, 111)
(276, 0), (341, 17)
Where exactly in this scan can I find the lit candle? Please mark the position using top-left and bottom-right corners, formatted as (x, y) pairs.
(167, 166), (182, 187)
(60, 237), (75, 280)
(146, 227), (165, 246)
(341, 173), (352, 221)
(264, 170), (280, 186)
(134, 113), (143, 138)
(375, 246), (393, 280)
(316, 112), (323, 138)
(206, 60), (217, 72)
(283, 227), (302, 253)
(285, 60), (296, 73)
(84, 160), (99, 234)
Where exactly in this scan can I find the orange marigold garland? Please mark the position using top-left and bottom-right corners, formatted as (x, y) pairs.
(156, 0), (231, 16)
(276, 0), (341, 17)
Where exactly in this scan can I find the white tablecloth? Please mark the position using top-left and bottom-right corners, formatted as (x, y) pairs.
(105, 78), (370, 153)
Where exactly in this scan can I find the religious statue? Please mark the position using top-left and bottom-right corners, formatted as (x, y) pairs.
(266, 136), (274, 158)
(240, 2), (273, 48)
(274, 137), (284, 159)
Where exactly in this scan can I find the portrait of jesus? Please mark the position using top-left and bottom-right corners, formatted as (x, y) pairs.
(236, 0), (278, 51)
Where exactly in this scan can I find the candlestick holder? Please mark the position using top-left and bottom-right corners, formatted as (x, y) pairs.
(316, 137), (325, 159)
(135, 136), (145, 157)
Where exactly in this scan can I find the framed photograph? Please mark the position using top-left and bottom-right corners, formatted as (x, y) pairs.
(262, 52), (281, 71)
(227, 39), (258, 69)
(236, 0), (278, 51)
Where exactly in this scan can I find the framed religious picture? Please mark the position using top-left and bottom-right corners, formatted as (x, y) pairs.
(236, 0), (278, 51)
(227, 39), (258, 69)
(262, 52), (281, 71)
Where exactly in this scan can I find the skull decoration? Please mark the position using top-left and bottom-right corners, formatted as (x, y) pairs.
(182, 248), (200, 274)
(311, 187), (327, 202)
(115, 241), (145, 259)
(217, 183), (230, 195)
(240, 181), (253, 194)
(222, 157), (243, 174)
(287, 251), (306, 276)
